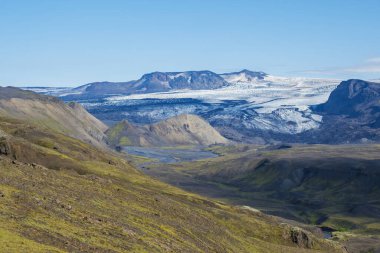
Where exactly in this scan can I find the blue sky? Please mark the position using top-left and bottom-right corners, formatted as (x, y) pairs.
(1, 0), (380, 87)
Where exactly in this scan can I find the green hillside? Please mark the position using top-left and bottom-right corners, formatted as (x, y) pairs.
(139, 144), (380, 253)
(0, 91), (343, 252)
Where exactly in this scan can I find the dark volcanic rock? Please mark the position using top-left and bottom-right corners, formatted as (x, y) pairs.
(289, 227), (313, 248)
(315, 79), (380, 116)
(0, 137), (11, 156)
(309, 79), (380, 143)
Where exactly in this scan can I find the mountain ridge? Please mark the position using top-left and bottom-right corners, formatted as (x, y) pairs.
(36, 69), (265, 98)
(107, 114), (230, 147)
(303, 79), (380, 143)
(0, 86), (108, 148)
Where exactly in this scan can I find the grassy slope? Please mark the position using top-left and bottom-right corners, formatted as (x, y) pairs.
(139, 144), (380, 253)
(0, 87), (107, 149)
(0, 117), (343, 253)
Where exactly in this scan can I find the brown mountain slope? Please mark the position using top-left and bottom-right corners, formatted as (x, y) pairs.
(107, 114), (229, 147)
(0, 87), (107, 148)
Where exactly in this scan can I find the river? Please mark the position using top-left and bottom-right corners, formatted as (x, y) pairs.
(123, 146), (218, 164)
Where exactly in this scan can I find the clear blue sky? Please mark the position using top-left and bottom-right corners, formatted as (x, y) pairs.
(1, 0), (380, 87)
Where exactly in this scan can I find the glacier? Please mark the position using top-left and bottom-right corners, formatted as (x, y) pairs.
(22, 72), (341, 142)
(103, 75), (340, 135)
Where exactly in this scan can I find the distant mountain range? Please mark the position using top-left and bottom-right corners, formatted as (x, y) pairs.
(80, 69), (267, 96)
(21, 70), (380, 144)
(24, 69), (268, 98)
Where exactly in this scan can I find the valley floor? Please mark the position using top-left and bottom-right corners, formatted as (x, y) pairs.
(124, 144), (380, 253)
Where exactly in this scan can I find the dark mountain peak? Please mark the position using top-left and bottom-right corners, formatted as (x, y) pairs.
(310, 79), (380, 143)
(342, 79), (378, 99)
(315, 79), (380, 115)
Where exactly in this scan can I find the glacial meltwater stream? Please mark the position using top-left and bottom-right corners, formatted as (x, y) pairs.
(123, 146), (218, 164)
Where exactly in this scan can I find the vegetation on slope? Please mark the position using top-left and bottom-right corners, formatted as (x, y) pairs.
(0, 87), (108, 148)
(0, 116), (344, 252)
(138, 144), (380, 253)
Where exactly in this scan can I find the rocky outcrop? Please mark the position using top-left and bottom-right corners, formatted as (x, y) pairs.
(289, 227), (313, 248)
(0, 136), (11, 156)
(281, 225), (318, 249)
